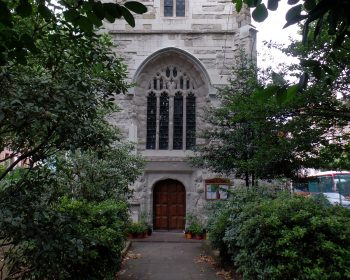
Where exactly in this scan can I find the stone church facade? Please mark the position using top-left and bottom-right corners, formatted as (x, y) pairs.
(105, 0), (256, 229)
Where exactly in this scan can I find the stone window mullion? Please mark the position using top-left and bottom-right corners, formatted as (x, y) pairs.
(182, 94), (187, 151)
(169, 95), (174, 150)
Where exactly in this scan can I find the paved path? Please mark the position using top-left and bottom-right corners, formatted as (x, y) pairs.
(117, 232), (221, 280)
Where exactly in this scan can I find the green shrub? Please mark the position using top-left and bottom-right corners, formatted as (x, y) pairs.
(0, 145), (144, 279)
(186, 213), (205, 235)
(208, 187), (350, 279)
(207, 187), (277, 263)
(129, 222), (147, 234)
(0, 171), (130, 280)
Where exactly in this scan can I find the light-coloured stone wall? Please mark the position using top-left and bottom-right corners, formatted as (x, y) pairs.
(105, 1), (256, 226)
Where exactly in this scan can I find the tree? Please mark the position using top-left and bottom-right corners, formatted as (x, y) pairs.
(0, 0), (147, 65)
(0, 10), (130, 181)
(0, 146), (144, 279)
(0, 2), (147, 278)
(192, 51), (345, 185)
(232, 0), (350, 101)
(233, 0), (349, 49)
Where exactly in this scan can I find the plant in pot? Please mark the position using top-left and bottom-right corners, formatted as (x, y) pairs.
(188, 222), (204, 240)
(129, 222), (147, 238)
(184, 228), (192, 239)
(140, 212), (153, 236)
(186, 213), (205, 239)
(146, 223), (153, 236)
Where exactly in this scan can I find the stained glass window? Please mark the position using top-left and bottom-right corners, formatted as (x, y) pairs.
(164, 0), (173, 16)
(186, 92), (196, 149)
(176, 0), (185, 16)
(159, 92), (169, 149)
(146, 67), (196, 151)
(146, 92), (156, 149)
(173, 92), (183, 150)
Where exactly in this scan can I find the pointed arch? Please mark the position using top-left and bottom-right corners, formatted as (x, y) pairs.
(133, 47), (211, 88)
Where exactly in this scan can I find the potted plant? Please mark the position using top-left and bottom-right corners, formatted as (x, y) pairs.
(184, 228), (192, 239)
(140, 212), (153, 236)
(188, 222), (204, 240)
(146, 223), (153, 236)
(186, 213), (205, 240)
(129, 222), (147, 238)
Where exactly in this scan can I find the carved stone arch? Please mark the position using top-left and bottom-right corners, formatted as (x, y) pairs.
(133, 47), (211, 91)
(134, 48), (209, 152)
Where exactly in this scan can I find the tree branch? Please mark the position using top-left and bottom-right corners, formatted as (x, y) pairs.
(0, 131), (55, 181)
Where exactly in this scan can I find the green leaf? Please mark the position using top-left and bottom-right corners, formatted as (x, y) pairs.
(275, 87), (287, 104)
(64, 9), (80, 24)
(0, 52), (6, 66)
(77, 16), (94, 33)
(303, 0), (316, 11)
(313, 16), (323, 40)
(284, 84), (299, 103)
(246, 0), (256, 8)
(121, 6), (135, 27)
(272, 72), (286, 86)
(327, 10), (337, 35)
(300, 59), (320, 68)
(103, 3), (122, 19)
(86, 11), (102, 27)
(267, 0), (279, 11)
(284, 4), (306, 28)
(15, 0), (32, 17)
(285, 4), (302, 23)
(21, 34), (37, 52)
(252, 85), (279, 102)
(124, 1), (147, 14)
(252, 3), (268, 23)
(312, 64), (322, 79)
(0, 0), (12, 21)
(0, 110), (4, 122)
(38, 4), (52, 20)
(92, 2), (105, 20)
(321, 65), (333, 76)
(233, 0), (243, 12)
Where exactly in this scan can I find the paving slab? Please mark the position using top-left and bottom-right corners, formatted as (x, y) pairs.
(117, 232), (221, 280)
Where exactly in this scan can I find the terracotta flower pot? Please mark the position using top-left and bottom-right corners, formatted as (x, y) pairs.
(194, 234), (203, 240)
(185, 232), (192, 239)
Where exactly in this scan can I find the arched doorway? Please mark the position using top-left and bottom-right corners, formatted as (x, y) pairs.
(153, 179), (186, 230)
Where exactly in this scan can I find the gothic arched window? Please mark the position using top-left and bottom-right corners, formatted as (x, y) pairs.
(146, 66), (196, 150)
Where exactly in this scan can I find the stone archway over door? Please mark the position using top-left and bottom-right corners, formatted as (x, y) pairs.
(153, 179), (186, 230)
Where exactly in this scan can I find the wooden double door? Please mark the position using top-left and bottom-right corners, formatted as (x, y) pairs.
(153, 179), (186, 230)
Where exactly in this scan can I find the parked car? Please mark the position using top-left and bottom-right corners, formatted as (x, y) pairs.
(322, 192), (350, 207)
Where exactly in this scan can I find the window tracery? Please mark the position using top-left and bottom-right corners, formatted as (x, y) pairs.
(145, 66), (196, 151)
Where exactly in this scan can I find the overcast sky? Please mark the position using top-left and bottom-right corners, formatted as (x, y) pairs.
(251, 2), (301, 70)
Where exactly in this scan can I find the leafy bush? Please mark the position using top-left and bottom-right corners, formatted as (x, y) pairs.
(186, 213), (205, 235)
(129, 222), (147, 234)
(0, 147), (144, 279)
(0, 168), (130, 280)
(207, 187), (350, 280)
(207, 187), (277, 263)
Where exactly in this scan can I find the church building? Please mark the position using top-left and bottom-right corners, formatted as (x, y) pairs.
(105, 0), (256, 230)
